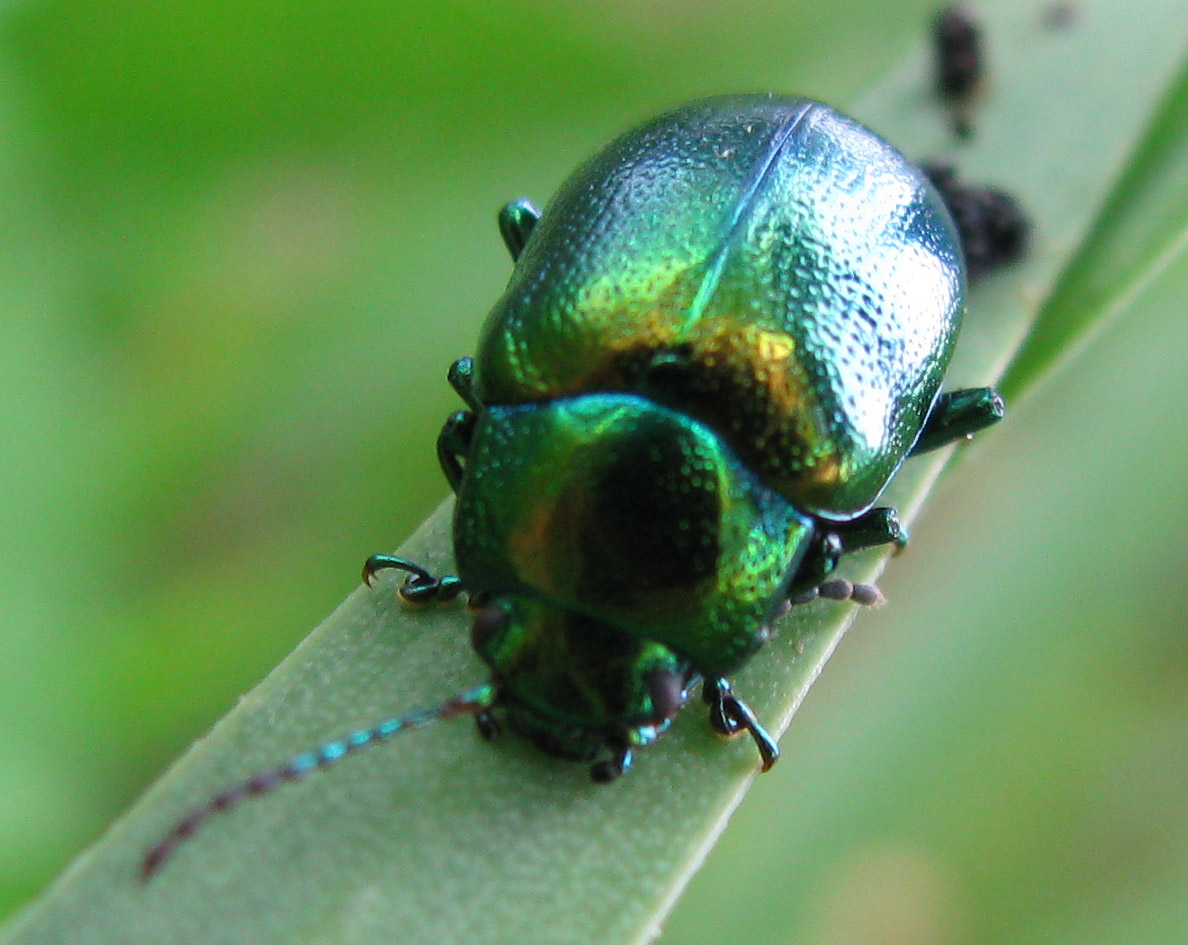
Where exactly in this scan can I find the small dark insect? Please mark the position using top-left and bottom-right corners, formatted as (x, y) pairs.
(923, 162), (1029, 280)
(933, 6), (984, 138)
(934, 6), (983, 98)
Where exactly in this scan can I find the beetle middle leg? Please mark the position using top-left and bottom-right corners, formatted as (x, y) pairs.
(703, 677), (779, 770)
(437, 410), (477, 492)
(784, 507), (903, 612)
(790, 507), (905, 593)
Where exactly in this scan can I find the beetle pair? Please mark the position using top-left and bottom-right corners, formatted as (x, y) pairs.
(144, 93), (1024, 878)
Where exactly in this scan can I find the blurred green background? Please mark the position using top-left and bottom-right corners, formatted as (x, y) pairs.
(1, 1), (1186, 943)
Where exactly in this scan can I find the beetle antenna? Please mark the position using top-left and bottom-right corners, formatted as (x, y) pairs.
(141, 682), (497, 881)
(788, 579), (885, 608)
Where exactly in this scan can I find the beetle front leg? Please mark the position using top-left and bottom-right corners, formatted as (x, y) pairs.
(362, 554), (464, 603)
(912, 386), (1005, 455)
(590, 740), (635, 782)
(703, 678), (779, 770)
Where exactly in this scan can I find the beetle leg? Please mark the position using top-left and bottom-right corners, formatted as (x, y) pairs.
(704, 677), (742, 735)
(832, 506), (908, 553)
(497, 198), (541, 261)
(790, 531), (843, 594)
(361, 554), (464, 603)
(912, 386), (1005, 455)
(590, 740), (634, 782)
(474, 708), (502, 741)
(437, 410), (477, 492)
(447, 356), (483, 411)
(788, 508), (901, 602)
(783, 505), (902, 618)
(703, 678), (779, 770)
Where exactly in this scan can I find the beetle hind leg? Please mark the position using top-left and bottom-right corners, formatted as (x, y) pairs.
(912, 386), (1005, 455)
(833, 507), (907, 552)
(704, 678), (779, 770)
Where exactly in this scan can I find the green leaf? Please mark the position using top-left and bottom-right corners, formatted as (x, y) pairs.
(4, 2), (1188, 944)
(1002, 55), (1188, 399)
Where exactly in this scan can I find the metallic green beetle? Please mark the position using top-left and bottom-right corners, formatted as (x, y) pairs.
(143, 94), (1015, 877)
(370, 94), (1007, 778)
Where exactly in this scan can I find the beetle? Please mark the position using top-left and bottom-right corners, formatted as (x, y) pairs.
(142, 93), (1022, 878)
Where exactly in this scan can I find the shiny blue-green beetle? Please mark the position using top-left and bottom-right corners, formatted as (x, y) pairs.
(373, 94), (1010, 777)
(144, 94), (1021, 878)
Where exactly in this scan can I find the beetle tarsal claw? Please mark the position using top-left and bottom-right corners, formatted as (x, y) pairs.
(359, 554), (465, 604)
(705, 680), (779, 770)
